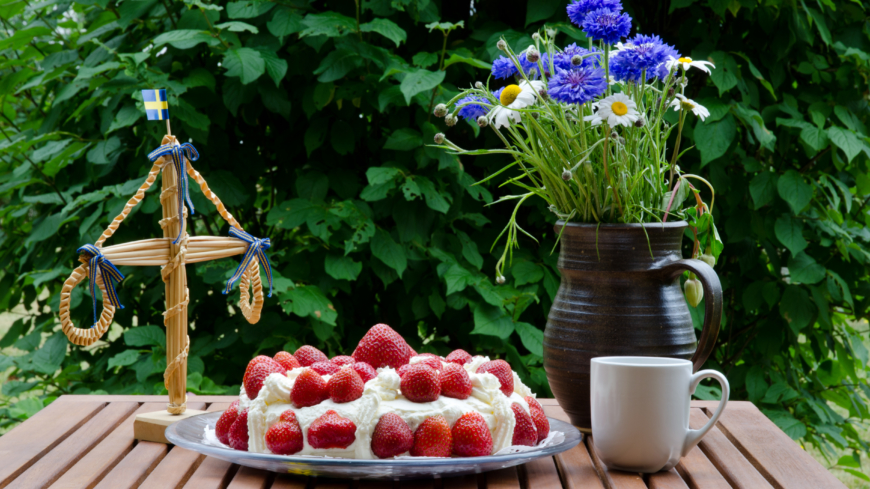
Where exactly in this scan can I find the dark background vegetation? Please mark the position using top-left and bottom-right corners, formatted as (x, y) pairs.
(0, 0), (868, 481)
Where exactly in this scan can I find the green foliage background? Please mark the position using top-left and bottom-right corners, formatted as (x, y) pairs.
(1, 0), (869, 480)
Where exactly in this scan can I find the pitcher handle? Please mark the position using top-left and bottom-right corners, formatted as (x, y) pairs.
(660, 259), (723, 372)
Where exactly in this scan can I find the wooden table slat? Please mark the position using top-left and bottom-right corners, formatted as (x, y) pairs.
(269, 473), (309, 489)
(674, 409), (743, 489)
(225, 466), (273, 489)
(699, 402), (845, 489)
(522, 455), (565, 489)
(485, 466), (521, 489)
(587, 437), (648, 489)
(6, 401), (137, 489)
(182, 454), (237, 489)
(646, 469), (689, 489)
(554, 443), (606, 489)
(439, 475), (478, 489)
(0, 398), (106, 488)
(541, 403), (572, 425)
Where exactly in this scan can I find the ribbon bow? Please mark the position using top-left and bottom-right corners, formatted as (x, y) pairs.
(77, 244), (125, 326)
(147, 142), (200, 244)
(224, 227), (273, 298)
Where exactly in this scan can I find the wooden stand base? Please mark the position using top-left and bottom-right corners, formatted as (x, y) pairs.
(133, 409), (208, 444)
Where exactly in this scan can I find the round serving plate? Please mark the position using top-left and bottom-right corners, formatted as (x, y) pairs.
(166, 412), (582, 480)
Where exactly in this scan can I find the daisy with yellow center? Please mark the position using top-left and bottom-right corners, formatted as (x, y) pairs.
(594, 93), (639, 127)
(669, 94), (710, 121)
(665, 55), (715, 74)
(488, 80), (544, 129)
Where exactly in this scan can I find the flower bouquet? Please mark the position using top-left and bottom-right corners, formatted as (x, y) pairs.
(433, 0), (723, 305)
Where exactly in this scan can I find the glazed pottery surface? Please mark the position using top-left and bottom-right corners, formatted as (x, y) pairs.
(543, 221), (722, 430)
(590, 356), (729, 473)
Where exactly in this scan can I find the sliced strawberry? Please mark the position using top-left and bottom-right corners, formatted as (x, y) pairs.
(215, 400), (240, 445)
(476, 360), (514, 396)
(452, 412), (493, 457)
(331, 355), (355, 367)
(310, 361), (341, 376)
(351, 324), (411, 369)
(294, 345), (329, 367)
(352, 362), (378, 383)
(440, 363), (473, 400)
(511, 403), (537, 446)
(273, 351), (301, 371)
(244, 361), (286, 399)
(400, 363), (440, 402)
(228, 408), (250, 451)
(529, 404), (550, 443)
(411, 415), (452, 457)
(307, 410), (357, 449)
(416, 356), (442, 371)
(371, 413), (413, 458)
(266, 410), (304, 455)
(445, 349), (472, 365)
(291, 368), (329, 408)
(328, 366), (365, 403)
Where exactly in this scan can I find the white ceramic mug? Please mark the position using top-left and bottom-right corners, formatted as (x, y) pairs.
(590, 356), (729, 473)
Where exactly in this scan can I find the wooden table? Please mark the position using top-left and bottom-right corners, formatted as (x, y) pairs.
(0, 395), (844, 489)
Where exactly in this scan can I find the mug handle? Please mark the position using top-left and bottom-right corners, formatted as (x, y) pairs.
(660, 259), (723, 372)
(681, 370), (730, 457)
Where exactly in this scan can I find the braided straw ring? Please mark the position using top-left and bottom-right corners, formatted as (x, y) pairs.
(60, 264), (116, 346)
(239, 258), (264, 324)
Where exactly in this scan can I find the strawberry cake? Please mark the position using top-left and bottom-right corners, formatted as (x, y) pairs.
(214, 324), (551, 459)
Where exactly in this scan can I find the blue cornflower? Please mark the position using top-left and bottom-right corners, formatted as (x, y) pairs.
(610, 34), (669, 82)
(553, 44), (601, 72)
(547, 66), (607, 105)
(567, 0), (623, 27)
(655, 44), (680, 80)
(455, 95), (489, 121)
(492, 87), (505, 102)
(581, 8), (632, 45)
(492, 56), (518, 79)
(518, 52), (540, 79)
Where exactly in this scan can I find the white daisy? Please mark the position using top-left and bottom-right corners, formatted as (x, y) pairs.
(488, 80), (544, 129)
(669, 94), (710, 121)
(583, 114), (603, 126)
(594, 93), (639, 127)
(665, 56), (715, 74)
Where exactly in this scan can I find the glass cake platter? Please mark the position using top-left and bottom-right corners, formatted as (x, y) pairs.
(165, 411), (582, 480)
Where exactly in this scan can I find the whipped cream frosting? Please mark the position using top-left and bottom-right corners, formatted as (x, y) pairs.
(243, 355), (537, 458)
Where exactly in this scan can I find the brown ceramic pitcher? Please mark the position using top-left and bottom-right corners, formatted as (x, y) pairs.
(543, 221), (722, 431)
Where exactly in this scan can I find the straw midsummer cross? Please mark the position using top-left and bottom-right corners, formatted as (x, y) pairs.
(57, 89), (272, 433)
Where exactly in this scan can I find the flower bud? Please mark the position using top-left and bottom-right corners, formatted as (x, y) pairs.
(538, 89), (549, 101)
(475, 81), (484, 89)
(700, 252), (715, 268)
(571, 54), (583, 66)
(496, 275), (506, 285)
(667, 88), (675, 97)
(634, 115), (645, 128)
(684, 278), (703, 307)
(610, 131), (619, 140)
(545, 27), (556, 38)
(562, 169), (572, 181)
(477, 115), (488, 128)
(433, 103), (448, 118)
(433, 133), (445, 144)
(444, 114), (457, 127)
(532, 32), (540, 40)
(531, 111), (539, 120)
(497, 40), (507, 51)
(528, 68), (538, 78)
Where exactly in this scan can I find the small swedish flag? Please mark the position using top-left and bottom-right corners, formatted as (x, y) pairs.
(141, 89), (169, 121)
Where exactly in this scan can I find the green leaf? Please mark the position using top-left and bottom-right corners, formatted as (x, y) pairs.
(152, 30), (218, 50)
(226, 0), (274, 19)
(745, 366), (768, 402)
(366, 167), (402, 185)
(442, 53), (491, 70)
(9, 398), (44, 420)
(457, 232), (483, 269)
(515, 322), (544, 356)
(843, 470), (870, 483)
(444, 264), (476, 295)
(267, 8), (304, 38)
(416, 177), (451, 214)
(2, 380), (38, 397)
(282, 285), (337, 325)
(360, 19), (407, 47)
(512, 261), (544, 286)
(124, 325), (166, 349)
(803, 6), (831, 45)
(788, 252), (825, 284)
(749, 171), (778, 209)
(384, 128), (422, 151)
(256, 49), (288, 87)
(304, 118), (329, 156)
(216, 21), (258, 33)
(472, 303), (515, 339)
(108, 105), (142, 134)
(108, 350), (142, 370)
(800, 125), (829, 152)
(0, 26), (50, 51)
(780, 285), (814, 334)
(266, 198), (319, 229)
(372, 229), (407, 277)
(694, 114), (736, 166)
(412, 52), (439, 68)
(775, 216), (807, 256)
(324, 254), (362, 281)
(526, 0), (561, 26)
(30, 333), (67, 375)
(836, 455), (861, 469)
(777, 170), (813, 214)
(206, 170), (248, 206)
(299, 12), (357, 38)
(826, 126), (863, 163)
(708, 51), (738, 95)
(399, 69), (445, 105)
(764, 410), (807, 440)
(223, 48), (265, 85)
(313, 50), (361, 83)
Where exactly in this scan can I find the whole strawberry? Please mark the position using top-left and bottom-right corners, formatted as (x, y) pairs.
(291, 368), (328, 407)
(266, 410), (304, 455)
(352, 324), (411, 369)
(400, 363), (441, 402)
(411, 415), (452, 457)
(243, 355), (279, 384)
(310, 361), (341, 376)
(476, 360), (514, 396)
(445, 349), (472, 365)
(328, 366), (365, 403)
(244, 361), (286, 399)
(440, 363), (473, 400)
(215, 400), (240, 445)
(273, 351), (301, 371)
(452, 412), (493, 457)
(525, 396), (550, 443)
(308, 410), (357, 449)
(511, 403), (538, 446)
(397, 364), (411, 377)
(417, 356), (442, 371)
(371, 413), (413, 458)
(331, 355), (355, 367)
(295, 345), (329, 367)
(352, 362), (378, 383)
(228, 408), (250, 451)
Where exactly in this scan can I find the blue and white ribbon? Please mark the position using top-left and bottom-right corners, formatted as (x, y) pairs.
(147, 142), (199, 244)
(224, 227), (273, 298)
(77, 244), (125, 326)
